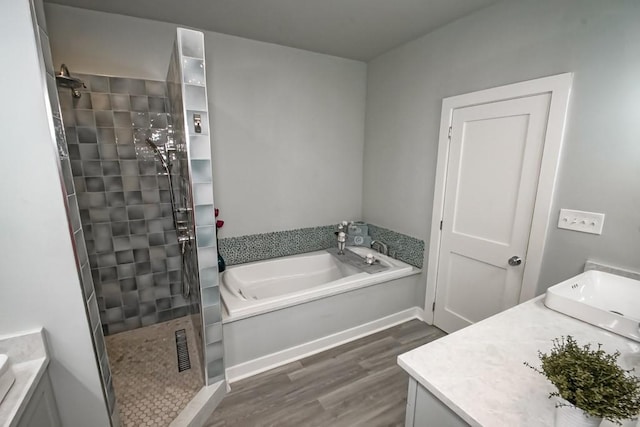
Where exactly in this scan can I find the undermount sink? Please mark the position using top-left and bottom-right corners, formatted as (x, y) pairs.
(0, 354), (15, 404)
(544, 270), (640, 342)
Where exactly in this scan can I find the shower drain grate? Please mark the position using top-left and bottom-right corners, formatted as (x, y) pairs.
(175, 329), (191, 372)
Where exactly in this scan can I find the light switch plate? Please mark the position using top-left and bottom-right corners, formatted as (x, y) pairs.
(557, 209), (605, 235)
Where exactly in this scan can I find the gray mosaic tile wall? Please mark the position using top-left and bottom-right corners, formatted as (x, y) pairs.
(58, 73), (189, 336)
(29, 0), (118, 423)
(217, 225), (336, 265)
(367, 224), (424, 268)
(217, 223), (425, 268)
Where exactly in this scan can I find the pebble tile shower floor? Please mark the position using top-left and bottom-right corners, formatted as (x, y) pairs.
(105, 316), (204, 426)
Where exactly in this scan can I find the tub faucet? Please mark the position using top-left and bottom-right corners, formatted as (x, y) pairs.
(336, 231), (346, 254)
(335, 221), (349, 255)
(371, 240), (389, 256)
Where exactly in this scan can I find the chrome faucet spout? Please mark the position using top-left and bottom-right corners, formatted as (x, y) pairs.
(371, 240), (389, 256)
(336, 231), (346, 255)
(335, 221), (349, 254)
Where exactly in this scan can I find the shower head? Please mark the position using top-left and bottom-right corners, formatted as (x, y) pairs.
(145, 138), (170, 172)
(55, 64), (86, 98)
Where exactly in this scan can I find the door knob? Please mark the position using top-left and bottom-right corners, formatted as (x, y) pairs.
(508, 256), (522, 266)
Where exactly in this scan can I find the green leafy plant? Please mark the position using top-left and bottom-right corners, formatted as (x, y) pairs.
(525, 336), (640, 425)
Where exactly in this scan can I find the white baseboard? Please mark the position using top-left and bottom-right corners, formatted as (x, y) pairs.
(170, 380), (227, 427)
(413, 307), (428, 322)
(225, 306), (426, 383)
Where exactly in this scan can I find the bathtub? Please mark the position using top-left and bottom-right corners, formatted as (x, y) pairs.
(220, 246), (416, 321)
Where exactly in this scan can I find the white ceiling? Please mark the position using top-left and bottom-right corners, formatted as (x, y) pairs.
(44, 0), (501, 61)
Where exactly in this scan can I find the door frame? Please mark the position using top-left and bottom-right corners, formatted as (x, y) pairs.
(424, 73), (573, 325)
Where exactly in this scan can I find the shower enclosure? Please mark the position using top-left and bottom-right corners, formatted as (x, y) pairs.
(165, 28), (226, 386)
(52, 27), (225, 426)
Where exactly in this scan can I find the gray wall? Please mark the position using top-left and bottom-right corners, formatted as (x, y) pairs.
(0, 0), (110, 425)
(363, 0), (640, 293)
(44, 0), (640, 298)
(45, 4), (367, 238)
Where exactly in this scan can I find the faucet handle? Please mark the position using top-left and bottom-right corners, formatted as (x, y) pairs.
(371, 240), (389, 256)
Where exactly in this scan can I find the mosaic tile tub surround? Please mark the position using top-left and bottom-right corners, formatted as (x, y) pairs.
(217, 223), (424, 268)
(367, 224), (424, 268)
(217, 225), (336, 266)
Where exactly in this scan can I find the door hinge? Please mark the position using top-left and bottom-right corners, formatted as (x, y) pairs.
(432, 302), (436, 312)
(439, 220), (443, 230)
(448, 126), (452, 139)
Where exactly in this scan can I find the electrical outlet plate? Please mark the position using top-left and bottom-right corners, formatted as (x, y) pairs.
(557, 209), (605, 235)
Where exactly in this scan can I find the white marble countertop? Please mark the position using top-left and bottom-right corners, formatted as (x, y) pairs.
(398, 297), (640, 427)
(0, 329), (49, 427)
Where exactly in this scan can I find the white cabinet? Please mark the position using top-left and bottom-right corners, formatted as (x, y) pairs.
(405, 378), (469, 427)
(16, 371), (61, 427)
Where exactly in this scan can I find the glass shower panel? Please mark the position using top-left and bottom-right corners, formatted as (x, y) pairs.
(166, 28), (224, 385)
(28, 0), (117, 424)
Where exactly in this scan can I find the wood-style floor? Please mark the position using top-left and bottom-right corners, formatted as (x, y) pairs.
(205, 320), (446, 427)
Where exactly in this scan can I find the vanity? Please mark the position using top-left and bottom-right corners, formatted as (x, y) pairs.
(398, 274), (640, 427)
(0, 329), (60, 427)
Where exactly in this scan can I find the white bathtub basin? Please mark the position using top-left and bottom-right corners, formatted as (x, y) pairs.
(544, 270), (640, 342)
(221, 247), (416, 320)
(0, 354), (15, 404)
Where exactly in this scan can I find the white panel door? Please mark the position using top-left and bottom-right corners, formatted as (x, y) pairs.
(434, 94), (550, 333)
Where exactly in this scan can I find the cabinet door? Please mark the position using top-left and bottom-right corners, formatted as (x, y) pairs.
(17, 372), (61, 427)
(406, 379), (469, 427)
